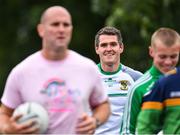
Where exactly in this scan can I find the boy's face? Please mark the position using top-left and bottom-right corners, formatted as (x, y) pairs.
(149, 39), (180, 74)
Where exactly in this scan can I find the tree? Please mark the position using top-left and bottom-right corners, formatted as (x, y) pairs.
(91, 0), (180, 71)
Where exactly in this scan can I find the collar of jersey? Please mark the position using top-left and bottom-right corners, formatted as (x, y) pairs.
(97, 63), (122, 75)
(149, 65), (163, 76)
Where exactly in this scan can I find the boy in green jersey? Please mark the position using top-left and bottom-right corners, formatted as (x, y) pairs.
(120, 27), (180, 134)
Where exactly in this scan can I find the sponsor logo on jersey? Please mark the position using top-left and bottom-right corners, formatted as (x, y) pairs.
(170, 91), (180, 97)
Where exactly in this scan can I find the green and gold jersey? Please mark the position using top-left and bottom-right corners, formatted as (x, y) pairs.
(137, 67), (180, 134)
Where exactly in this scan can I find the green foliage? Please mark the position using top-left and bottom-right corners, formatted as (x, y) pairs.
(92, 0), (180, 71)
(91, 0), (112, 16)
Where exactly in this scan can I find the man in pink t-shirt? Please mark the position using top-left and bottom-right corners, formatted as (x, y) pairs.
(0, 6), (110, 134)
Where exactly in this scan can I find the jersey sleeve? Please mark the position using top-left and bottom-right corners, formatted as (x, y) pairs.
(120, 86), (144, 134)
(1, 67), (23, 109)
(137, 80), (164, 134)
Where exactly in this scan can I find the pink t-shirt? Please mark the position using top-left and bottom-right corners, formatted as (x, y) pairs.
(1, 50), (107, 134)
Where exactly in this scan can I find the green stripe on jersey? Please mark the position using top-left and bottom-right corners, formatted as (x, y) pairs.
(108, 93), (127, 97)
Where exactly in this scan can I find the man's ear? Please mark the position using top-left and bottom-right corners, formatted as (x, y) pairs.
(37, 24), (44, 38)
(119, 44), (124, 53)
(149, 46), (154, 58)
(95, 45), (99, 54)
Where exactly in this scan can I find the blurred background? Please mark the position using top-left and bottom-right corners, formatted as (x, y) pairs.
(0, 0), (180, 96)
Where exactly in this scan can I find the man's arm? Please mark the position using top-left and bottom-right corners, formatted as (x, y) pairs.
(92, 100), (110, 127)
(76, 100), (110, 134)
(0, 104), (38, 134)
(137, 105), (162, 134)
(121, 87), (143, 134)
(0, 104), (14, 133)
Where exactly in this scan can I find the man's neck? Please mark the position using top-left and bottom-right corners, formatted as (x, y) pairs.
(101, 62), (120, 72)
(41, 49), (68, 61)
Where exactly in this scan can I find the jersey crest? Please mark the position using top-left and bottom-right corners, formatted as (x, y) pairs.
(120, 80), (129, 90)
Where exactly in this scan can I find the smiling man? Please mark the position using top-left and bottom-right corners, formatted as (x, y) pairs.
(94, 26), (142, 134)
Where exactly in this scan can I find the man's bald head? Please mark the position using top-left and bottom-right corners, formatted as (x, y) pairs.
(40, 6), (72, 24)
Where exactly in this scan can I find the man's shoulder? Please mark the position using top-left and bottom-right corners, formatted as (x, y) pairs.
(121, 64), (142, 73)
(7, 52), (39, 78)
(13, 52), (39, 69)
(69, 50), (95, 63)
(69, 50), (97, 70)
(157, 67), (180, 89)
(121, 64), (143, 81)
